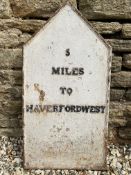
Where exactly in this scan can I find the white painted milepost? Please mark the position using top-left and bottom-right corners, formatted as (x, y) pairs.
(23, 2), (112, 170)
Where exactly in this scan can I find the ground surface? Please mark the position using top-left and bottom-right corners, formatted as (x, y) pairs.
(0, 137), (130, 175)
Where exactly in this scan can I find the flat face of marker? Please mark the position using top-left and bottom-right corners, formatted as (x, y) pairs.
(23, 4), (111, 170)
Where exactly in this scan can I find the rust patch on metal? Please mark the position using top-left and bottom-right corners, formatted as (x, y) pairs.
(34, 83), (45, 102)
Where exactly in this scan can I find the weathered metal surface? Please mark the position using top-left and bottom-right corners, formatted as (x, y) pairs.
(23, 3), (112, 170)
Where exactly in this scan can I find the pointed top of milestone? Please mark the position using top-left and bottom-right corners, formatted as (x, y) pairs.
(24, 1), (111, 51)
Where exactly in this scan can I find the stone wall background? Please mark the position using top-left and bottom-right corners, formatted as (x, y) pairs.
(0, 0), (131, 144)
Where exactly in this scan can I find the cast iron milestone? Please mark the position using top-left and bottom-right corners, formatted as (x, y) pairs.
(23, 2), (112, 170)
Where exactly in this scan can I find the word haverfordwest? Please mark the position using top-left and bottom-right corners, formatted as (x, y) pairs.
(26, 104), (106, 113)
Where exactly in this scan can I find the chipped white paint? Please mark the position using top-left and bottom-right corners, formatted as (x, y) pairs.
(23, 3), (111, 170)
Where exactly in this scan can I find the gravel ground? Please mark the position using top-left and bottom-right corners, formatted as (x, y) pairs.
(0, 137), (130, 175)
